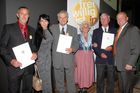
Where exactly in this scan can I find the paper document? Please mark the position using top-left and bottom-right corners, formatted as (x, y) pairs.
(101, 32), (114, 49)
(56, 34), (72, 54)
(12, 42), (35, 69)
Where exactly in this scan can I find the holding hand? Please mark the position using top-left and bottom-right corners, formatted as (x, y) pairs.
(10, 59), (22, 68)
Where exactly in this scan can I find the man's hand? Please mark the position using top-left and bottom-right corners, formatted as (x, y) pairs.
(92, 42), (98, 48)
(10, 59), (22, 68)
(125, 64), (133, 71)
(105, 46), (112, 51)
(101, 53), (107, 59)
(65, 48), (73, 54)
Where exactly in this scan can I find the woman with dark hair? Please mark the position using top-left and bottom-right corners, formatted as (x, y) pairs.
(35, 14), (50, 51)
(35, 14), (53, 93)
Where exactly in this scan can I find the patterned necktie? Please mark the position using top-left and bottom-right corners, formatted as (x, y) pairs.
(61, 27), (65, 35)
(113, 27), (122, 55)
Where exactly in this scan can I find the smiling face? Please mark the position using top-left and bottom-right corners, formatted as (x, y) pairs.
(16, 7), (29, 25)
(80, 22), (90, 34)
(100, 13), (110, 27)
(57, 10), (68, 26)
(39, 18), (49, 30)
(116, 12), (128, 27)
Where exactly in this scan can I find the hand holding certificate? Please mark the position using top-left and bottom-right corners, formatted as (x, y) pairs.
(101, 32), (114, 49)
(12, 42), (35, 69)
(56, 34), (72, 54)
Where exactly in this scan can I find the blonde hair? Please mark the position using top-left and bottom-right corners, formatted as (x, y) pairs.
(80, 21), (90, 32)
(80, 21), (90, 29)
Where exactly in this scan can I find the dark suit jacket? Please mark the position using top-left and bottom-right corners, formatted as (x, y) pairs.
(0, 22), (37, 78)
(115, 23), (140, 71)
(92, 26), (116, 65)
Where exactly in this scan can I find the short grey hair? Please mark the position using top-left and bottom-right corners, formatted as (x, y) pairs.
(100, 13), (110, 21)
(57, 10), (68, 18)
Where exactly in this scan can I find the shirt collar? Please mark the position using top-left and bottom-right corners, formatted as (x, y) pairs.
(59, 24), (67, 32)
(121, 22), (128, 30)
(102, 26), (109, 32)
(18, 20), (27, 30)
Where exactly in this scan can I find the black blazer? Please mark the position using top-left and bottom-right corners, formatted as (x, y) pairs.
(0, 22), (37, 78)
(92, 26), (116, 65)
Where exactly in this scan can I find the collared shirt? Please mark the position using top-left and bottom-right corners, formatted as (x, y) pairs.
(18, 20), (28, 39)
(121, 22), (128, 31)
(59, 24), (67, 34)
(117, 22), (128, 38)
(102, 26), (109, 32)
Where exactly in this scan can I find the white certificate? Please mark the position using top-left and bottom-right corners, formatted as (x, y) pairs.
(12, 42), (35, 69)
(101, 32), (114, 49)
(56, 34), (72, 54)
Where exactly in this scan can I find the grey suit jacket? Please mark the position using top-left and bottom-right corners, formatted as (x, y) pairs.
(115, 23), (140, 71)
(50, 24), (79, 68)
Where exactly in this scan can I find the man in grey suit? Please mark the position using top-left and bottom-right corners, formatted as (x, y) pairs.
(114, 12), (140, 93)
(50, 10), (79, 93)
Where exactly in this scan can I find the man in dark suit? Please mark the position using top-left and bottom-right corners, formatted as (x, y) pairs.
(0, 6), (37, 93)
(92, 13), (116, 93)
(50, 10), (79, 93)
(114, 12), (140, 93)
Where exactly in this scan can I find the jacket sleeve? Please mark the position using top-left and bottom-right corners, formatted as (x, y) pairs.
(92, 30), (108, 58)
(71, 27), (79, 54)
(128, 26), (140, 66)
(0, 25), (13, 66)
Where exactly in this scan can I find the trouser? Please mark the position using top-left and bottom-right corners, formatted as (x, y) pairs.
(96, 64), (115, 93)
(54, 67), (76, 93)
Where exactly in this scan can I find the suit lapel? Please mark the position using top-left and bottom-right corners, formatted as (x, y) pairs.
(57, 24), (61, 34)
(15, 23), (25, 42)
(117, 23), (130, 45)
(118, 23), (129, 40)
(108, 27), (112, 33)
(66, 25), (70, 35)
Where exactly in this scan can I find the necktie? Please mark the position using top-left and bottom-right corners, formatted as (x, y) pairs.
(61, 27), (65, 35)
(113, 27), (122, 55)
(21, 26), (27, 40)
(24, 31), (27, 40)
(105, 28), (107, 32)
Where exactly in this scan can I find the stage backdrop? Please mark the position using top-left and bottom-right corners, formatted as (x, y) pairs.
(67, 0), (100, 34)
